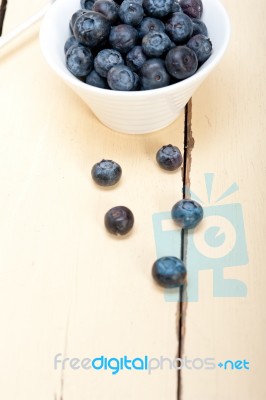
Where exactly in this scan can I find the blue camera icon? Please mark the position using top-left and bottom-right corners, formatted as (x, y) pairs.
(152, 193), (248, 302)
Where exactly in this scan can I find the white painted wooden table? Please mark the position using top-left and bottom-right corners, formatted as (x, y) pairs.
(0, 1), (265, 399)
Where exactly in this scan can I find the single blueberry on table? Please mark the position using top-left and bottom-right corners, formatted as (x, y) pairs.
(119, 0), (144, 26)
(107, 65), (136, 91)
(138, 17), (165, 39)
(143, 0), (174, 18)
(179, 0), (203, 19)
(152, 256), (187, 288)
(80, 0), (95, 10)
(165, 46), (198, 80)
(126, 46), (147, 72)
(142, 31), (171, 57)
(140, 58), (171, 90)
(104, 206), (134, 236)
(94, 49), (124, 78)
(64, 36), (79, 54)
(156, 144), (183, 171)
(93, 0), (119, 24)
(171, 199), (203, 229)
(187, 34), (212, 64)
(66, 44), (93, 78)
(73, 11), (111, 47)
(192, 18), (208, 37)
(165, 12), (193, 44)
(109, 24), (138, 54)
(91, 159), (122, 186)
(86, 69), (109, 88)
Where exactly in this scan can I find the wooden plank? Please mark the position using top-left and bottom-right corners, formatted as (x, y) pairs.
(0, 1), (186, 398)
(181, 0), (266, 398)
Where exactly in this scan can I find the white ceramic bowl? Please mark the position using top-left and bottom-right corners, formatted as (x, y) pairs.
(40, 0), (230, 134)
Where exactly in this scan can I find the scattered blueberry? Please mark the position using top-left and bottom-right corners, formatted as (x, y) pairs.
(94, 48), (124, 77)
(109, 24), (138, 54)
(142, 31), (171, 57)
(138, 17), (165, 39)
(165, 46), (198, 80)
(73, 11), (111, 47)
(179, 0), (203, 19)
(91, 159), (122, 186)
(156, 144), (183, 171)
(140, 58), (171, 90)
(165, 12), (193, 44)
(104, 206), (134, 236)
(143, 0), (174, 18)
(152, 256), (187, 288)
(192, 18), (208, 36)
(66, 44), (93, 77)
(64, 36), (79, 54)
(107, 65), (136, 91)
(93, 0), (119, 24)
(126, 46), (147, 72)
(187, 34), (212, 64)
(171, 199), (203, 229)
(86, 69), (109, 88)
(119, 0), (144, 26)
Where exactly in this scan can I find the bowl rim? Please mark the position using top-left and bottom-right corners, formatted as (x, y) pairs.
(39, 0), (231, 98)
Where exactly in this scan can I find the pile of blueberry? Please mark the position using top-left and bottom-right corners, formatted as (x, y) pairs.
(91, 144), (204, 288)
(65, 0), (212, 91)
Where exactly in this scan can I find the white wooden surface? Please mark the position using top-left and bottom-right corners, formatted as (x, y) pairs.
(0, 0), (265, 399)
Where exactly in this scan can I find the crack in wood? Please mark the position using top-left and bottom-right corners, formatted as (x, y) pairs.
(0, 0), (8, 36)
(177, 99), (194, 400)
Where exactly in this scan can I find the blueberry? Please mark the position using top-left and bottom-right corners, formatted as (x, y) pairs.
(104, 206), (134, 236)
(93, 0), (119, 24)
(156, 144), (183, 171)
(80, 0), (95, 10)
(171, 199), (203, 229)
(64, 36), (79, 54)
(119, 0), (144, 26)
(66, 44), (93, 77)
(126, 46), (147, 72)
(187, 34), (212, 64)
(109, 24), (138, 54)
(192, 18), (208, 37)
(152, 256), (187, 288)
(172, 0), (183, 13)
(86, 69), (109, 88)
(165, 12), (193, 44)
(70, 9), (89, 31)
(73, 11), (111, 47)
(143, 0), (174, 18)
(91, 159), (122, 186)
(140, 58), (171, 90)
(107, 65), (136, 91)
(165, 46), (198, 80)
(142, 31), (171, 57)
(94, 49), (124, 78)
(132, 72), (140, 90)
(179, 0), (203, 19)
(138, 17), (165, 39)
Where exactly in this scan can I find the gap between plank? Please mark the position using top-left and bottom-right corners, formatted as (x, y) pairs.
(177, 99), (194, 400)
(0, 0), (8, 36)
